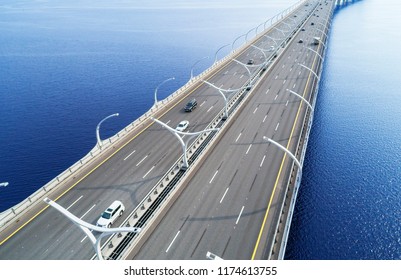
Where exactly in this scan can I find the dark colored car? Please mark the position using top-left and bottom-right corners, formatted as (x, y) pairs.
(184, 99), (197, 112)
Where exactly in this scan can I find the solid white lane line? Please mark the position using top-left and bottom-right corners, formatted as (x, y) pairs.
(207, 106), (213, 113)
(282, 64), (285, 68)
(220, 188), (229, 204)
(124, 150), (136, 161)
(166, 120), (171, 125)
(246, 144), (252, 155)
(286, 100), (289, 106)
(166, 231), (180, 253)
(274, 94), (278, 100)
(266, 89), (270, 94)
(293, 83), (296, 89)
(80, 204), (96, 220)
(263, 115), (267, 123)
(67, 195), (83, 210)
(275, 123), (280, 131)
(235, 133), (242, 143)
(209, 170), (219, 184)
(290, 67), (293, 72)
(275, 75), (278, 80)
(236, 206), (245, 225)
(283, 79), (286, 85)
(299, 71), (301, 76)
(81, 233), (91, 243)
(253, 107), (258, 114)
(260, 155), (266, 167)
(143, 165), (155, 179)
(136, 155), (148, 167)
(200, 101), (206, 107)
(240, 74), (244, 79)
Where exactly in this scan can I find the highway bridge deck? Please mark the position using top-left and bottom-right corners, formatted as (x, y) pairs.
(0, 0), (334, 260)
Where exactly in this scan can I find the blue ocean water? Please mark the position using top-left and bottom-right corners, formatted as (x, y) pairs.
(0, 0), (400, 260)
(285, 0), (401, 259)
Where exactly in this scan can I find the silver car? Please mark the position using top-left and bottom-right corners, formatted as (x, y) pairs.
(176, 120), (189, 132)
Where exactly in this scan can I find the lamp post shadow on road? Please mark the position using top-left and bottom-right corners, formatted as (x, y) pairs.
(43, 197), (140, 260)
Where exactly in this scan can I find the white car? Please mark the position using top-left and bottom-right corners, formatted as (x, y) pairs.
(176, 120), (189, 132)
(96, 200), (125, 228)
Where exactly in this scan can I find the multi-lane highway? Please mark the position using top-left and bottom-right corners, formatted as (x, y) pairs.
(0, 0), (333, 260)
(133, 1), (334, 260)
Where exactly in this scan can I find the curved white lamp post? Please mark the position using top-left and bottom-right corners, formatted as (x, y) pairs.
(245, 27), (256, 42)
(231, 34), (246, 52)
(154, 77), (175, 105)
(250, 44), (268, 61)
(151, 117), (219, 170)
(214, 43), (230, 64)
(43, 197), (140, 260)
(262, 137), (301, 169)
(96, 113), (119, 148)
(304, 46), (324, 62)
(190, 56), (209, 80)
(273, 26), (286, 38)
(286, 89), (313, 111)
(281, 21), (293, 31)
(255, 22), (265, 36)
(263, 35), (279, 46)
(315, 27), (328, 40)
(203, 80), (239, 120)
(298, 63), (320, 82)
(263, 17), (274, 30)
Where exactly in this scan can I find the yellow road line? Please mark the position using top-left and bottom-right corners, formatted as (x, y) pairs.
(0, 44), (252, 245)
(251, 36), (322, 260)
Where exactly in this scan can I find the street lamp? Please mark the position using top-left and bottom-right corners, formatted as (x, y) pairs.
(231, 34), (246, 52)
(298, 63), (320, 82)
(190, 56), (209, 80)
(263, 35), (279, 46)
(281, 21), (293, 32)
(154, 77), (175, 105)
(273, 26), (286, 38)
(255, 22), (265, 36)
(304, 46), (324, 62)
(214, 43), (230, 64)
(315, 27), (328, 40)
(96, 113), (119, 148)
(286, 89), (313, 111)
(245, 27), (256, 42)
(203, 80), (239, 120)
(262, 137), (301, 169)
(44, 197), (140, 260)
(151, 117), (219, 170)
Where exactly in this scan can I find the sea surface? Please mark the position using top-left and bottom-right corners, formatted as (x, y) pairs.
(0, 0), (400, 260)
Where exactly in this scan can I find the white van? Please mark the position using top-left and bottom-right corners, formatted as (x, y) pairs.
(96, 200), (125, 228)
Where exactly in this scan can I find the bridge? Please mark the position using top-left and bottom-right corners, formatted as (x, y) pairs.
(0, 0), (335, 260)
